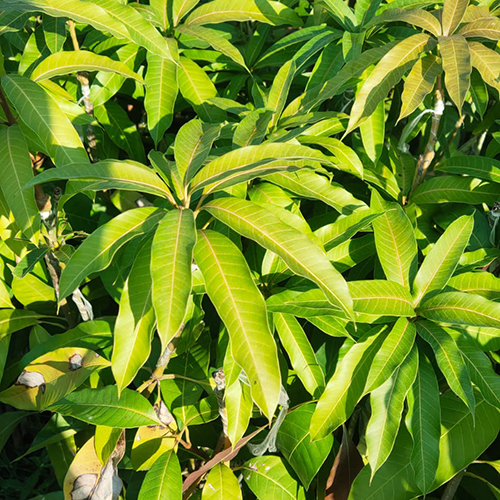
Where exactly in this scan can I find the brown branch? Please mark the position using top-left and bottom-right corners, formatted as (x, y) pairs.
(441, 471), (465, 500)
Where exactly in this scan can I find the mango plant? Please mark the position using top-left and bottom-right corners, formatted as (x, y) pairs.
(0, 0), (500, 498)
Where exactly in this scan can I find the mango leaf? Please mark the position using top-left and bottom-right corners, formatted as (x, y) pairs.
(310, 327), (386, 440)
(194, 230), (280, 419)
(0, 411), (28, 454)
(0, 309), (44, 340)
(144, 52), (178, 146)
(225, 373), (253, 446)
(442, 0), (468, 35)
(59, 207), (164, 299)
(364, 318), (416, 393)
(94, 426), (122, 465)
(412, 214), (473, 306)
(365, 345), (417, 478)
(347, 34), (435, 132)
(138, 449), (182, 500)
(458, 17), (500, 40)
(453, 333), (500, 410)
(274, 313), (325, 397)
(371, 190), (418, 289)
(439, 35), (471, 113)
(276, 404), (333, 489)
(349, 280), (415, 318)
(203, 197), (354, 317)
(152, 209), (197, 350)
(418, 291), (500, 328)
(178, 57), (224, 122)
(359, 99), (385, 164)
(23, 161), (172, 198)
(94, 100), (146, 163)
(411, 175), (500, 205)
(400, 55), (442, 120)
(437, 154), (500, 183)
(1, 74), (88, 165)
(469, 41), (500, 93)
(177, 25), (247, 70)
(50, 386), (161, 427)
(405, 351), (441, 494)
(268, 59), (296, 129)
(242, 455), (306, 500)
(368, 8), (442, 37)
(0, 125), (40, 242)
(0, 347), (109, 411)
(190, 142), (330, 194)
(202, 464), (242, 500)
(417, 320), (475, 414)
(185, 0), (302, 27)
(30, 50), (143, 82)
(447, 271), (500, 300)
(233, 109), (273, 148)
(112, 241), (155, 394)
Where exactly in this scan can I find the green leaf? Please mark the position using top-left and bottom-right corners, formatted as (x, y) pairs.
(175, 119), (221, 184)
(349, 280), (415, 318)
(364, 318), (416, 393)
(94, 426), (122, 465)
(442, 0), (468, 35)
(310, 327), (386, 440)
(347, 34), (435, 132)
(447, 271), (500, 300)
(267, 169), (366, 214)
(320, 0), (357, 30)
(439, 35), (471, 113)
(30, 50), (143, 82)
(0, 309), (44, 340)
(1, 74), (88, 165)
(185, 0), (302, 27)
(400, 55), (442, 120)
(371, 190), (418, 289)
(412, 214), (473, 306)
(59, 207), (164, 299)
(202, 464), (242, 500)
(274, 313), (325, 397)
(177, 25), (247, 70)
(112, 241), (155, 394)
(172, 0), (198, 26)
(152, 209), (196, 350)
(94, 100), (146, 163)
(23, 161), (172, 198)
(0, 411), (28, 454)
(276, 404), (333, 489)
(0, 125), (40, 242)
(190, 143), (329, 195)
(452, 332), (500, 410)
(233, 109), (273, 148)
(359, 99), (385, 164)
(225, 374), (252, 446)
(144, 52), (178, 146)
(418, 291), (500, 328)
(411, 175), (500, 205)
(469, 41), (500, 93)
(149, 151), (184, 200)
(242, 455), (306, 500)
(204, 197), (353, 318)
(366, 345), (417, 477)
(138, 449), (182, 500)
(49, 386), (161, 427)
(368, 8), (442, 37)
(194, 230), (280, 419)
(417, 320), (475, 414)
(43, 15), (66, 53)
(405, 351), (441, 494)
(268, 59), (296, 129)
(458, 17), (500, 40)
(437, 154), (500, 183)
(178, 57), (224, 122)
(87, 0), (177, 61)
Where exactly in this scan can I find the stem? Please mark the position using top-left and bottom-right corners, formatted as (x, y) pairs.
(67, 20), (98, 161)
(441, 471), (465, 500)
(409, 75), (444, 197)
(0, 86), (16, 125)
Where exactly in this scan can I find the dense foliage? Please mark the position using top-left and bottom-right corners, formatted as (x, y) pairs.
(0, 0), (500, 498)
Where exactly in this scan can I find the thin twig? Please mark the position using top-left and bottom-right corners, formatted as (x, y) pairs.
(441, 471), (465, 500)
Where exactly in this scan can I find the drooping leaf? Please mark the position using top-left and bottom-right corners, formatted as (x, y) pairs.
(59, 207), (164, 299)
(469, 41), (500, 93)
(194, 230), (280, 419)
(152, 209), (197, 350)
(112, 241), (155, 394)
(138, 449), (182, 500)
(202, 464), (242, 500)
